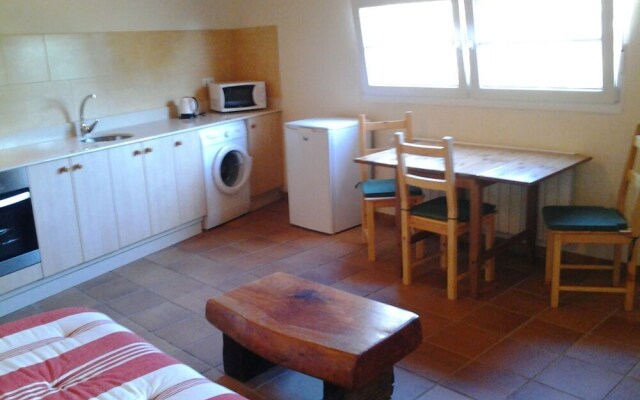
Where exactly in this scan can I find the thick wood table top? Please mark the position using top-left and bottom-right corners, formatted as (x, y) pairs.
(205, 272), (422, 388)
(355, 140), (591, 185)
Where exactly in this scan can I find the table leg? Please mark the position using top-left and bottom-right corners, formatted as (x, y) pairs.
(323, 368), (394, 400)
(222, 334), (274, 381)
(525, 184), (540, 261)
(467, 179), (482, 298)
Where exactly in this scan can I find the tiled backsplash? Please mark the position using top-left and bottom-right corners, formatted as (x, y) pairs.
(0, 26), (280, 147)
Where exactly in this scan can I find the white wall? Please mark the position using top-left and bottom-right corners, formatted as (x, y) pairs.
(0, 0), (219, 33)
(212, 0), (640, 210)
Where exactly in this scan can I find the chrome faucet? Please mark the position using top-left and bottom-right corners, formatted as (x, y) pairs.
(80, 94), (99, 136)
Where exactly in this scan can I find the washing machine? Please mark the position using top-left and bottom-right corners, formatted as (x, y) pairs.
(199, 121), (252, 229)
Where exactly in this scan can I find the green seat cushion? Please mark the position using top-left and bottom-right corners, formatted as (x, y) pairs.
(361, 178), (422, 198)
(542, 206), (628, 231)
(410, 196), (496, 222)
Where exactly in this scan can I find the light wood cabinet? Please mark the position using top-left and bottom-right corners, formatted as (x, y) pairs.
(172, 132), (206, 224)
(109, 135), (181, 247)
(247, 112), (284, 197)
(28, 151), (119, 276)
(108, 142), (152, 247)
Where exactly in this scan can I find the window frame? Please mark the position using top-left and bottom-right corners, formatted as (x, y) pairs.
(351, 0), (623, 111)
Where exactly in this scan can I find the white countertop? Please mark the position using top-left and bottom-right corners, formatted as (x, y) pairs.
(0, 109), (279, 173)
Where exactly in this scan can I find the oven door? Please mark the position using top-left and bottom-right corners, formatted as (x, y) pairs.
(0, 188), (40, 277)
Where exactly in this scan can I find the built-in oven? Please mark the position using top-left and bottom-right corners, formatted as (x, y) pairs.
(0, 167), (40, 277)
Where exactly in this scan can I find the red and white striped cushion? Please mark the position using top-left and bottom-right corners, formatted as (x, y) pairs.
(0, 307), (247, 400)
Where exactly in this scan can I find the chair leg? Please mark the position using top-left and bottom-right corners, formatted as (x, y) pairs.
(483, 216), (496, 282)
(360, 198), (367, 242)
(446, 222), (458, 300)
(439, 236), (447, 269)
(545, 230), (554, 284)
(366, 202), (376, 262)
(624, 242), (639, 311)
(401, 213), (413, 285)
(613, 244), (622, 287)
(550, 233), (562, 308)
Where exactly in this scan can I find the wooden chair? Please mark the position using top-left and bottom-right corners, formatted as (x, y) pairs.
(394, 132), (497, 300)
(543, 124), (640, 311)
(358, 112), (422, 261)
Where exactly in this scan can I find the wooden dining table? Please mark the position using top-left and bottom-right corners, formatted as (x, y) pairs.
(354, 139), (592, 298)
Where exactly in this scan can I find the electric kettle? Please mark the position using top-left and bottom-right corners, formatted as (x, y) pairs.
(178, 96), (199, 119)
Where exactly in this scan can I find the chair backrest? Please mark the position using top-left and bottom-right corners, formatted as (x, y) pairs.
(618, 124), (640, 235)
(358, 111), (413, 182)
(394, 132), (457, 219)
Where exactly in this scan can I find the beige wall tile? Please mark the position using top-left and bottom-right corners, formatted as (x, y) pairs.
(0, 80), (73, 138)
(2, 35), (49, 84)
(0, 28), (281, 146)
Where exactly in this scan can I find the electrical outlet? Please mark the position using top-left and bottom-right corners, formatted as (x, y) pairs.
(202, 77), (214, 87)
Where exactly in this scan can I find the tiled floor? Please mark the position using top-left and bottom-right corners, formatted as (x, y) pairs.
(4, 199), (640, 399)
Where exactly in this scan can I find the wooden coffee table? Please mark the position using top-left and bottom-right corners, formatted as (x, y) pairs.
(205, 272), (422, 400)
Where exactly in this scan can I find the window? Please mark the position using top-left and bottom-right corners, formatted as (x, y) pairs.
(351, 0), (627, 109)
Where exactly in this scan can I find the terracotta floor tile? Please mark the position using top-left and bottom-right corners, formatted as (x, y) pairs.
(391, 367), (435, 399)
(34, 287), (99, 311)
(106, 289), (166, 316)
(226, 243), (304, 271)
(20, 199), (640, 400)
(398, 342), (470, 382)
(154, 316), (218, 349)
(200, 245), (251, 263)
(80, 275), (144, 303)
(510, 319), (583, 354)
(443, 361), (527, 400)
(509, 381), (581, 400)
(419, 293), (483, 320)
(417, 385), (473, 399)
(605, 377), (640, 400)
(128, 301), (192, 332)
(331, 269), (400, 297)
(461, 304), (531, 335)
(476, 338), (557, 378)
(490, 288), (549, 316)
(255, 370), (322, 400)
(566, 334), (640, 374)
(536, 356), (623, 400)
(593, 315), (640, 348)
(426, 321), (503, 358)
(537, 304), (612, 333)
(298, 258), (366, 286)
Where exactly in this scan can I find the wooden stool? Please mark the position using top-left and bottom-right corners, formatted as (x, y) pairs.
(205, 272), (422, 399)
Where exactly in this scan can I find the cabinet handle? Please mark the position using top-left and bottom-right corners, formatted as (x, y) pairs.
(144, 147), (153, 153)
(133, 149), (143, 156)
(175, 141), (183, 147)
(57, 166), (69, 174)
(71, 163), (83, 171)
(250, 124), (257, 129)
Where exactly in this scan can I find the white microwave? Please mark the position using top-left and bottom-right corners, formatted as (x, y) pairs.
(209, 81), (267, 112)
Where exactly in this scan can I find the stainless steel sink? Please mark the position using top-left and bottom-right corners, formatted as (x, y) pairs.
(82, 133), (134, 143)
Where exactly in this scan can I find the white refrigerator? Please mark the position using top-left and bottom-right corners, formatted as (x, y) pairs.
(284, 118), (361, 234)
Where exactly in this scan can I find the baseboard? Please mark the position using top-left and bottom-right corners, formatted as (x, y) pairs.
(251, 188), (283, 211)
(0, 220), (202, 318)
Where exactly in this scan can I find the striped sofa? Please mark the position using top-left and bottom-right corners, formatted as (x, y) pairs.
(0, 307), (246, 400)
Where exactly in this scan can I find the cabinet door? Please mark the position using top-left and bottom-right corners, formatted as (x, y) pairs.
(70, 151), (120, 260)
(142, 136), (180, 234)
(172, 132), (206, 224)
(285, 126), (333, 233)
(108, 142), (152, 247)
(28, 160), (83, 276)
(247, 112), (284, 196)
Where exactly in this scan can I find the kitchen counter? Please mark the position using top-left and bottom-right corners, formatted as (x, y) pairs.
(0, 109), (280, 173)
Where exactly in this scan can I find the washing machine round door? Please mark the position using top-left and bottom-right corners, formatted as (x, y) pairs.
(212, 144), (252, 194)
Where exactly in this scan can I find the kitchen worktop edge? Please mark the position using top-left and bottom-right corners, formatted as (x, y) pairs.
(0, 109), (280, 173)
